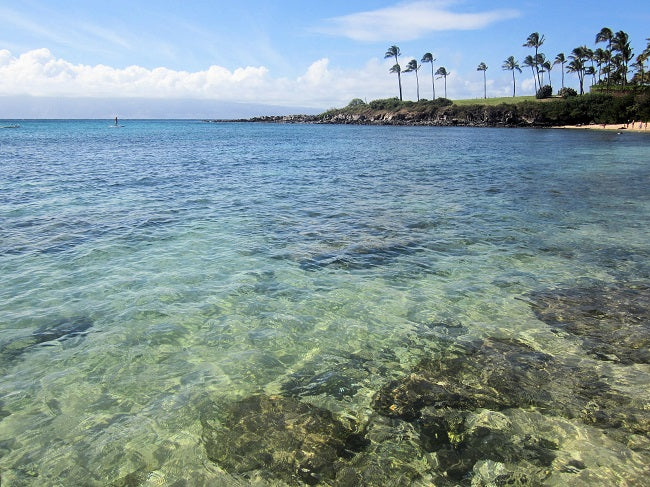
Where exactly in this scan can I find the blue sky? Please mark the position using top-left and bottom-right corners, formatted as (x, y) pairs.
(0, 0), (648, 117)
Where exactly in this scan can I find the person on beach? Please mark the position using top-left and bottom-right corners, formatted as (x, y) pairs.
(115, 116), (118, 126)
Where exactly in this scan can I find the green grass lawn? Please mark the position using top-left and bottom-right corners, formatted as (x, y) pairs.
(452, 96), (537, 106)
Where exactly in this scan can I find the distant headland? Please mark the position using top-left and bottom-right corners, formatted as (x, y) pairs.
(205, 91), (650, 129)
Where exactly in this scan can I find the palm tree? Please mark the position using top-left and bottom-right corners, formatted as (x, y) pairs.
(502, 56), (522, 97)
(611, 30), (633, 87)
(385, 45), (403, 100)
(477, 62), (488, 99)
(523, 55), (538, 93)
(421, 53), (436, 99)
(535, 53), (547, 85)
(593, 48), (608, 82)
(554, 53), (566, 89)
(435, 66), (449, 98)
(584, 47), (596, 86)
(404, 59), (421, 101)
(542, 60), (552, 89)
(596, 27), (613, 89)
(523, 32), (545, 88)
(634, 39), (650, 85)
(567, 57), (586, 95)
(570, 46), (591, 94)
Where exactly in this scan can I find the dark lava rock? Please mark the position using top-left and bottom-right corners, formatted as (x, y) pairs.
(373, 337), (648, 436)
(201, 394), (368, 485)
(528, 282), (650, 364)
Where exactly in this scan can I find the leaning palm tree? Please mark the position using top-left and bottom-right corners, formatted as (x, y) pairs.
(502, 56), (522, 97)
(404, 59), (421, 101)
(523, 55), (538, 93)
(435, 66), (449, 98)
(421, 52), (436, 99)
(385, 45), (403, 100)
(477, 62), (488, 99)
(554, 53), (566, 89)
(523, 32), (545, 88)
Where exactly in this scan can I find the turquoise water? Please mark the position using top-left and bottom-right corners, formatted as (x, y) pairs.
(1, 120), (649, 485)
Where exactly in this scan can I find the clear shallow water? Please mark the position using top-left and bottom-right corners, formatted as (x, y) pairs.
(0, 120), (649, 485)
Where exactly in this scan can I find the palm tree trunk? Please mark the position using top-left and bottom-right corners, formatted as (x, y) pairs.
(535, 47), (543, 90)
(483, 71), (486, 99)
(531, 67), (537, 93)
(398, 72), (403, 101)
(606, 43), (611, 92)
(415, 70), (420, 101)
(394, 53), (403, 101)
(430, 64), (436, 99)
(561, 61), (565, 89)
(512, 71), (516, 97)
(444, 75), (447, 98)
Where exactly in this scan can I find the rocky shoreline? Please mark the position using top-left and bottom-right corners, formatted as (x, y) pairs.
(204, 111), (534, 128)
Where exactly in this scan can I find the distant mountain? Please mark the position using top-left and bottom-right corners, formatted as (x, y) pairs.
(0, 95), (323, 119)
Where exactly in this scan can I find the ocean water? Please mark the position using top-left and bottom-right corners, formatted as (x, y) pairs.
(0, 120), (649, 486)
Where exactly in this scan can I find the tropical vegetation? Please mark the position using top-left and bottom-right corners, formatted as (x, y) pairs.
(383, 30), (649, 102)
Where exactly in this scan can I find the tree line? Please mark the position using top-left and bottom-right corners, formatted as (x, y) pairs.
(386, 28), (650, 100)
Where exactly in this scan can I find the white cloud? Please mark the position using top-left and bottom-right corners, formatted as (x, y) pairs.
(0, 48), (401, 108)
(317, 1), (520, 42)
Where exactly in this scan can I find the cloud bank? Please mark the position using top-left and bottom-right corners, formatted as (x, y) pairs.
(317, 0), (520, 42)
(0, 48), (527, 117)
(0, 48), (400, 110)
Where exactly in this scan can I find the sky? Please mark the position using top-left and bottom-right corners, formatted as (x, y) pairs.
(0, 0), (648, 118)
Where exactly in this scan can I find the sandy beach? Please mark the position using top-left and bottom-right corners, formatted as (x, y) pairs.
(557, 122), (650, 133)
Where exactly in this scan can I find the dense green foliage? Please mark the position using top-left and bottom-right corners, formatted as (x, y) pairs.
(320, 93), (650, 126)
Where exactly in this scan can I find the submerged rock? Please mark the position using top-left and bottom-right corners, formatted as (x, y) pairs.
(529, 282), (650, 364)
(373, 338), (554, 421)
(417, 408), (556, 484)
(299, 241), (421, 271)
(0, 317), (93, 364)
(370, 336), (649, 483)
(281, 353), (372, 400)
(201, 394), (368, 485)
(373, 337), (648, 435)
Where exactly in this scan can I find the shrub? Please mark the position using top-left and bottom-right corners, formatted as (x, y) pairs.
(347, 98), (366, 107)
(433, 97), (453, 108)
(536, 85), (553, 99)
(368, 98), (403, 110)
(558, 87), (578, 98)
